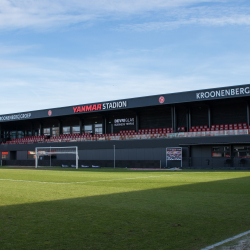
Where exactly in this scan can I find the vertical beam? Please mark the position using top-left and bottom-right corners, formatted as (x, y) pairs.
(174, 105), (177, 133)
(172, 105), (176, 132)
(136, 113), (139, 132)
(208, 106), (211, 128)
(171, 106), (174, 131)
(58, 120), (62, 135)
(188, 108), (191, 129)
(104, 116), (107, 134)
(31, 123), (34, 136)
(0, 124), (2, 140)
(79, 119), (83, 135)
(247, 103), (250, 126)
(40, 123), (43, 136)
(186, 110), (189, 131)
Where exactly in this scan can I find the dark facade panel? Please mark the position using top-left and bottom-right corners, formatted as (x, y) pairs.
(191, 105), (209, 127)
(211, 101), (247, 125)
(139, 106), (172, 129)
(1, 84), (250, 122)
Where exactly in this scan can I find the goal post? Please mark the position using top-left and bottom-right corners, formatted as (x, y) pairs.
(35, 146), (78, 169)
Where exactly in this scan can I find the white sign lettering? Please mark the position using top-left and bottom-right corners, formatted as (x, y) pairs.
(196, 87), (250, 100)
(0, 113), (32, 121)
(103, 101), (127, 110)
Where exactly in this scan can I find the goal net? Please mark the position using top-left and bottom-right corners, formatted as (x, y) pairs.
(35, 146), (78, 169)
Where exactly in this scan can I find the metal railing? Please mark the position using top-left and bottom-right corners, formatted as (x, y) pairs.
(2, 129), (250, 144)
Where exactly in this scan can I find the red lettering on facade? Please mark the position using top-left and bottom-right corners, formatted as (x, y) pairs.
(73, 103), (102, 113)
(73, 107), (78, 113)
(86, 105), (92, 111)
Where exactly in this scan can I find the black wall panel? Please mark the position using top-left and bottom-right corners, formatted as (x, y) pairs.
(211, 100), (247, 125)
(191, 105), (209, 127)
(176, 106), (187, 128)
(139, 106), (172, 129)
(17, 151), (27, 160)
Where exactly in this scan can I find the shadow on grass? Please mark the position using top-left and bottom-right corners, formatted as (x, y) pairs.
(1, 175), (250, 250)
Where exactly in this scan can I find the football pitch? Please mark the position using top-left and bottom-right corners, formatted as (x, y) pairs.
(0, 167), (250, 250)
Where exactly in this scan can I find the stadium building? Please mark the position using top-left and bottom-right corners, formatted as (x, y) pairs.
(1, 84), (250, 169)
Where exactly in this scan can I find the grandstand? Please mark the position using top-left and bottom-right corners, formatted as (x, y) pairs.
(1, 84), (250, 169)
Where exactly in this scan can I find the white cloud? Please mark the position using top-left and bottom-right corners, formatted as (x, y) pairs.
(0, 49), (250, 114)
(0, 0), (246, 30)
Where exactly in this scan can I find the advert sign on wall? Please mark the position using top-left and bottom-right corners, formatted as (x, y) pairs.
(166, 147), (182, 168)
(114, 118), (135, 127)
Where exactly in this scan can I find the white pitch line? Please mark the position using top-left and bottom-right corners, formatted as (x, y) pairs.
(0, 174), (179, 185)
(201, 230), (250, 250)
(0, 178), (71, 185)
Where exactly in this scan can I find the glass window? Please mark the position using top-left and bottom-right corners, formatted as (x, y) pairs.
(10, 131), (17, 140)
(95, 124), (103, 134)
(28, 151), (36, 159)
(63, 127), (70, 134)
(234, 145), (250, 158)
(84, 125), (92, 134)
(2, 152), (8, 159)
(212, 146), (231, 157)
(52, 127), (59, 136)
(17, 131), (24, 139)
(43, 128), (50, 136)
(72, 126), (80, 134)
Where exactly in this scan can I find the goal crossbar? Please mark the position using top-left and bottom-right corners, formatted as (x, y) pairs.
(35, 146), (78, 169)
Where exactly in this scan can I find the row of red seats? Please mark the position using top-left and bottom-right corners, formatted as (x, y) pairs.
(4, 135), (48, 144)
(12, 135), (47, 141)
(138, 128), (173, 134)
(177, 127), (186, 132)
(189, 123), (249, 132)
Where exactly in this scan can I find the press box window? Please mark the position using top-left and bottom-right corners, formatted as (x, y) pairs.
(52, 127), (59, 137)
(72, 126), (80, 134)
(234, 146), (250, 158)
(84, 125), (92, 134)
(95, 124), (103, 134)
(63, 127), (70, 134)
(2, 152), (8, 159)
(43, 128), (50, 136)
(28, 151), (36, 159)
(212, 146), (230, 157)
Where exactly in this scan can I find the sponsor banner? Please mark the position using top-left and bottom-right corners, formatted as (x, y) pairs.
(73, 101), (127, 113)
(166, 148), (182, 161)
(114, 118), (135, 127)
(196, 86), (250, 100)
(0, 112), (31, 121)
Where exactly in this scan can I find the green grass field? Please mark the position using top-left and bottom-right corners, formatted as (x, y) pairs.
(0, 167), (250, 250)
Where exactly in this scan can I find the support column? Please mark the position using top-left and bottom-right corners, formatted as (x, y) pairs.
(0, 123), (2, 141)
(79, 119), (83, 135)
(40, 123), (43, 136)
(136, 113), (139, 132)
(103, 116), (107, 134)
(186, 111), (189, 131)
(247, 103), (250, 126)
(31, 123), (34, 136)
(171, 105), (176, 132)
(208, 106), (211, 128)
(58, 120), (63, 135)
(188, 108), (191, 129)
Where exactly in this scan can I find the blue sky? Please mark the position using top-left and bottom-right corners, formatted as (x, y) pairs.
(0, 0), (250, 114)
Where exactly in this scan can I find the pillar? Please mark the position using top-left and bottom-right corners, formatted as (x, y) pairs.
(208, 106), (211, 128)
